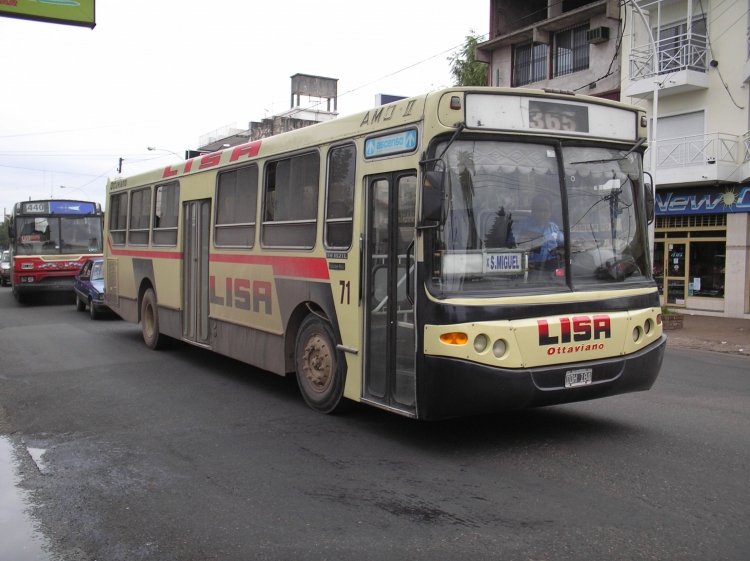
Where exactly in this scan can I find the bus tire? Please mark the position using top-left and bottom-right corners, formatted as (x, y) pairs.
(141, 288), (164, 350)
(294, 315), (345, 414)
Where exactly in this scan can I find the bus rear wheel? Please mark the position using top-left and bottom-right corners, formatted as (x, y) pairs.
(141, 288), (164, 350)
(294, 315), (345, 414)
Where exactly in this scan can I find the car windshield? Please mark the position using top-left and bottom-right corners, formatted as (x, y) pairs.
(1, 251), (8, 263)
(15, 216), (102, 256)
(427, 139), (651, 297)
(91, 261), (103, 281)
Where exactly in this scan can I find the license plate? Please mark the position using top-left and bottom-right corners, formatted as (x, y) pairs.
(565, 368), (592, 388)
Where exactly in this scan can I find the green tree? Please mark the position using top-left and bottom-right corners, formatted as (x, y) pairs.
(449, 31), (488, 87)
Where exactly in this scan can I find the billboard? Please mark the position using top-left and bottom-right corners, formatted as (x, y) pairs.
(0, 0), (95, 29)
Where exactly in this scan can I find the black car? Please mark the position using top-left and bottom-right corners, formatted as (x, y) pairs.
(73, 258), (107, 319)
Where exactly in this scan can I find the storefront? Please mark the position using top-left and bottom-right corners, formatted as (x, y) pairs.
(653, 185), (750, 317)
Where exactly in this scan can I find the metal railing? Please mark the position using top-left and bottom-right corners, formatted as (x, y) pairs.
(629, 32), (708, 80)
(648, 133), (740, 169)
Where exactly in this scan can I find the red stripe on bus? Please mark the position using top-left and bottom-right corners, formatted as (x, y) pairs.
(210, 253), (330, 280)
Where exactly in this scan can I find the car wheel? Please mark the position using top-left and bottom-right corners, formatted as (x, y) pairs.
(76, 294), (86, 312)
(89, 300), (99, 320)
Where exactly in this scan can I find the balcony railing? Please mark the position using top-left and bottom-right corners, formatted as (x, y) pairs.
(629, 32), (708, 80)
(650, 133), (739, 169)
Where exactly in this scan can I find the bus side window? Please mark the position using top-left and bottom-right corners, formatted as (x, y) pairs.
(128, 187), (151, 246)
(325, 144), (355, 249)
(153, 181), (180, 246)
(215, 166), (256, 247)
(109, 192), (128, 245)
(262, 152), (320, 249)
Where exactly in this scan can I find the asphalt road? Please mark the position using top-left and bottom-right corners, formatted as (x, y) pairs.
(0, 289), (748, 561)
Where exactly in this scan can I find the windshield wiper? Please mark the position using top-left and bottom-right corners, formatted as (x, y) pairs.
(569, 137), (646, 165)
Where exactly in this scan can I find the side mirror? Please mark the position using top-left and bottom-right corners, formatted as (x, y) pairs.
(421, 170), (445, 223)
(644, 171), (655, 224)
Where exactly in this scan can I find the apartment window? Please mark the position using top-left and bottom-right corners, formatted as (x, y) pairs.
(153, 181), (179, 246)
(215, 165), (257, 247)
(512, 42), (548, 86)
(554, 24), (589, 76)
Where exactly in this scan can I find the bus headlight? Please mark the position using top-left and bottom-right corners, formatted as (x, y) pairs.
(493, 339), (508, 359)
(473, 334), (489, 353)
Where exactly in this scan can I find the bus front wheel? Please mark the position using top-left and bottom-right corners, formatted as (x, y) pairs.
(294, 315), (345, 414)
(141, 288), (164, 350)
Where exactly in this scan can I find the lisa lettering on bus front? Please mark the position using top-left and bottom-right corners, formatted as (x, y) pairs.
(483, 252), (524, 274)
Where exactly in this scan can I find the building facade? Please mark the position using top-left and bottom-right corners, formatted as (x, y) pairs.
(478, 0), (750, 318)
(623, 0), (749, 319)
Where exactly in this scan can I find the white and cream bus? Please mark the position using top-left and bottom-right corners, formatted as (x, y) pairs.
(104, 87), (665, 419)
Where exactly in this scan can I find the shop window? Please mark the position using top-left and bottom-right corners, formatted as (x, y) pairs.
(689, 241), (725, 298)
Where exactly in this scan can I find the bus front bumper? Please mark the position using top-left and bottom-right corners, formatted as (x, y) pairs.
(13, 276), (76, 294)
(418, 335), (666, 420)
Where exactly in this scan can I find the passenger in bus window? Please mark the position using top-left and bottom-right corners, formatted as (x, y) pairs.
(518, 194), (563, 269)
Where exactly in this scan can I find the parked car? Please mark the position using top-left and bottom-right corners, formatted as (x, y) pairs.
(0, 250), (10, 286)
(73, 258), (107, 319)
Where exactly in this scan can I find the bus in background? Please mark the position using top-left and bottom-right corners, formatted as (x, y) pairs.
(9, 199), (103, 303)
(104, 87), (665, 420)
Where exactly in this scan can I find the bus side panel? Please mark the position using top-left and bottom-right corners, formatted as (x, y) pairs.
(210, 321), (286, 375)
(208, 278), (340, 378)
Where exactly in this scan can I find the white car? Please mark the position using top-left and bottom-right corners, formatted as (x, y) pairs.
(0, 251), (10, 286)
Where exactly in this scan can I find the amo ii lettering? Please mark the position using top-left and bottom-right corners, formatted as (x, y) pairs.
(537, 315), (611, 346)
(209, 276), (272, 314)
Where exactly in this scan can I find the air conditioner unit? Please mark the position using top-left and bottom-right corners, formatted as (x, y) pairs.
(586, 27), (610, 44)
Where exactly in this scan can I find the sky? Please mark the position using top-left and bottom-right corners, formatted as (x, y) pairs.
(0, 0), (488, 217)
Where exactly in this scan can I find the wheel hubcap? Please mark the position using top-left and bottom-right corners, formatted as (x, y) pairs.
(303, 334), (332, 393)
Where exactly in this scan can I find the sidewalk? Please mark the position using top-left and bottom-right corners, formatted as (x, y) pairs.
(664, 313), (750, 356)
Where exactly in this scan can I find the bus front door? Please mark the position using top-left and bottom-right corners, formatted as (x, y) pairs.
(364, 173), (417, 414)
(183, 199), (211, 345)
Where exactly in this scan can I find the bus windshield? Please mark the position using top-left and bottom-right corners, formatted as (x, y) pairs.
(15, 215), (103, 256)
(428, 139), (650, 297)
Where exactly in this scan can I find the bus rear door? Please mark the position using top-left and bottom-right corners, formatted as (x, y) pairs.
(183, 199), (211, 345)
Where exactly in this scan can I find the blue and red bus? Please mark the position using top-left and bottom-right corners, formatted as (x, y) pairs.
(9, 199), (103, 303)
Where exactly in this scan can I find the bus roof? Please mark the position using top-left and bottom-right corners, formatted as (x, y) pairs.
(109, 87), (644, 189)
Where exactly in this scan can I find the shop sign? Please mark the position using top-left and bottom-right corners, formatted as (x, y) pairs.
(656, 185), (750, 216)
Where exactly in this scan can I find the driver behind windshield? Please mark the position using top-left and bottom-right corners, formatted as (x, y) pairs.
(518, 194), (564, 270)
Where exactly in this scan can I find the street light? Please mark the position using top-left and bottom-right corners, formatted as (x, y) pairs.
(147, 146), (184, 159)
(59, 185), (87, 198)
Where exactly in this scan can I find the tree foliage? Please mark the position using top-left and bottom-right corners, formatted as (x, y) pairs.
(449, 31), (488, 87)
